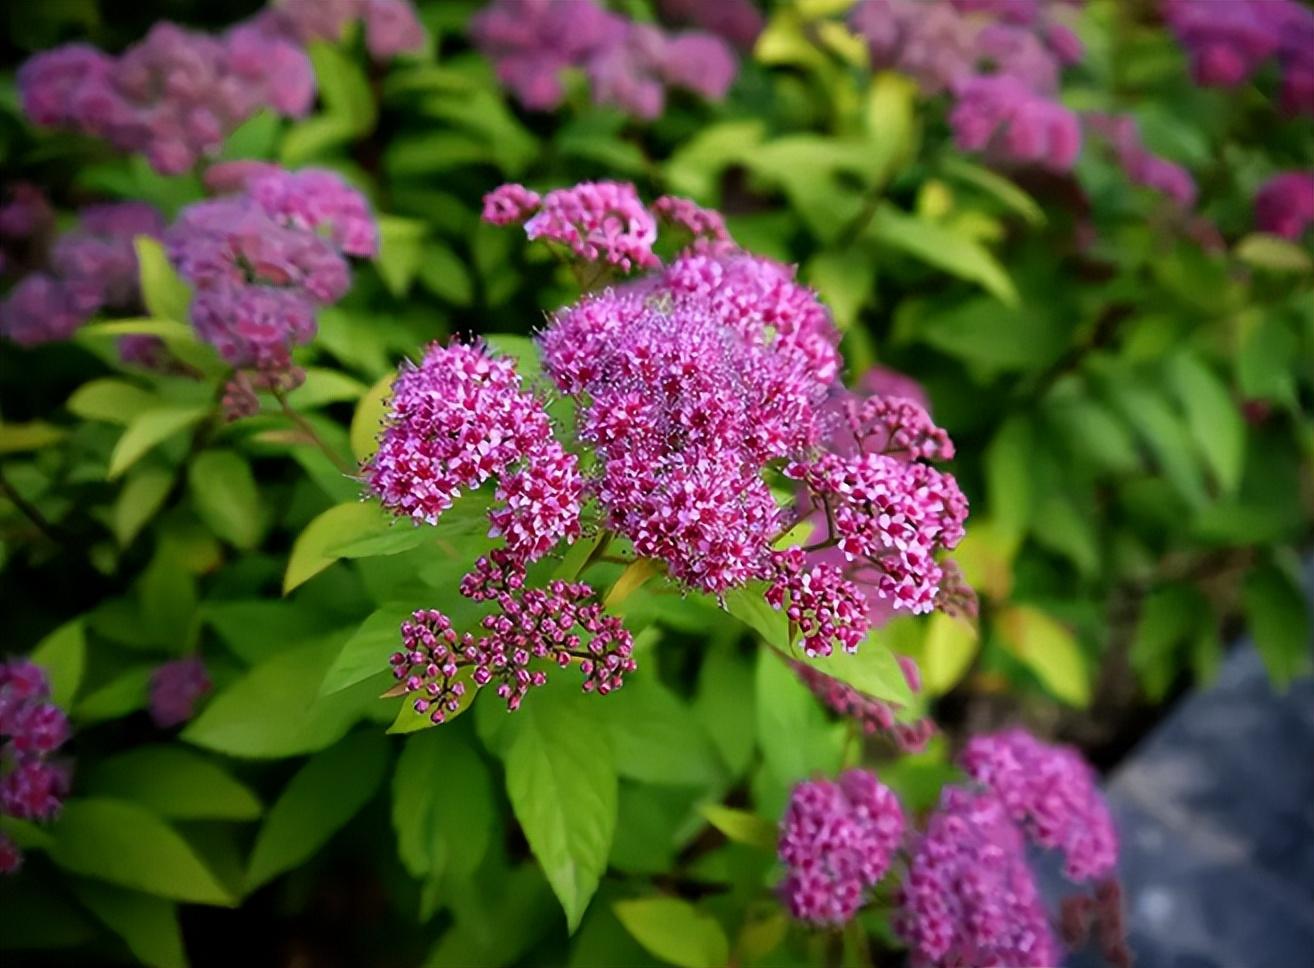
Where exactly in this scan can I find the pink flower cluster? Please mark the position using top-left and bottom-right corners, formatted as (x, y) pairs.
(1163, 0), (1313, 117)
(778, 770), (905, 926)
(850, 0), (1084, 170)
(657, 0), (764, 51)
(366, 341), (582, 560)
(165, 166), (376, 370)
(792, 653), (935, 751)
(1254, 171), (1314, 240)
(392, 571), (635, 720)
(893, 730), (1118, 965)
(149, 657), (212, 729)
(787, 451), (968, 617)
(254, 0), (426, 62)
(538, 248), (839, 596)
(0, 660), (71, 875)
(19, 24), (313, 175)
(1, 202), (164, 347)
(897, 787), (1063, 967)
(470, 0), (737, 119)
(960, 728), (1118, 882)
(1085, 112), (1197, 210)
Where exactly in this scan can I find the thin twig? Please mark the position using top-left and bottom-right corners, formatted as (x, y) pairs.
(271, 387), (356, 476)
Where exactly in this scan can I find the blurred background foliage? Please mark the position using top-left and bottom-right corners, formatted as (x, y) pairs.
(0, 1), (1311, 966)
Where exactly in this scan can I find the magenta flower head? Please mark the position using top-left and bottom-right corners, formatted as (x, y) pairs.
(362, 0), (427, 60)
(1, 658), (72, 872)
(149, 657), (212, 728)
(524, 181), (660, 271)
(897, 786), (1062, 967)
(950, 75), (1082, 172)
(658, 0), (764, 51)
(1254, 171), (1314, 240)
(166, 166), (375, 370)
(1085, 112), (1197, 210)
(18, 19), (314, 175)
(0, 274), (87, 346)
(778, 770), (905, 926)
(960, 728), (1118, 882)
(0, 183), (53, 242)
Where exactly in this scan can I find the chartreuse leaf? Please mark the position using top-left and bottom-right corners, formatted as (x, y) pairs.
(70, 881), (186, 968)
(376, 215), (427, 296)
(246, 731), (389, 890)
(350, 373), (393, 463)
(67, 379), (157, 425)
(76, 665), (155, 722)
(806, 250), (874, 331)
(503, 684), (617, 932)
(114, 466), (173, 547)
(613, 897), (730, 968)
(135, 237), (191, 323)
(754, 649), (844, 783)
(109, 406), (210, 480)
(995, 605), (1090, 706)
(940, 156), (1045, 226)
(920, 611), (979, 695)
(869, 204), (1018, 304)
(321, 601), (423, 695)
(308, 41), (376, 134)
(50, 799), (233, 905)
(1243, 560), (1312, 688)
(189, 450), (264, 549)
(391, 729), (495, 880)
(1166, 353), (1245, 495)
(183, 635), (376, 758)
(0, 420), (67, 453)
(1234, 233), (1312, 273)
(386, 670), (478, 734)
(31, 619), (86, 708)
(284, 502), (389, 593)
(698, 804), (777, 851)
(985, 415), (1035, 546)
(83, 746), (260, 821)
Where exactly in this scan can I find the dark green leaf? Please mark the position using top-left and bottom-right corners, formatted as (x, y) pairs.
(70, 881), (186, 968)
(83, 747), (261, 821)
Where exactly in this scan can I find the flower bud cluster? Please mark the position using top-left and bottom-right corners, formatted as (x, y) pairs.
(778, 770), (906, 925)
(471, 0), (737, 119)
(1254, 171), (1314, 241)
(851, 0), (1084, 170)
(165, 166), (376, 371)
(0, 660), (72, 875)
(149, 657), (212, 729)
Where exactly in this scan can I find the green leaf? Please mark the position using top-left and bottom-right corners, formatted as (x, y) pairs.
(109, 406), (210, 480)
(664, 120), (764, 199)
(996, 605), (1090, 706)
(504, 686), (617, 931)
(1234, 233), (1312, 273)
(283, 502), (389, 594)
(985, 415), (1035, 545)
(50, 799), (232, 905)
(1166, 353), (1245, 495)
(221, 109), (280, 160)
(920, 612), (980, 695)
(392, 729), (495, 880)
(76, 666), (155, 722)
(754, 649), (843, 783)
(940, 157), (1045, 226)
(1130, 585), (1202, 701)
(246, 731), (389, 890)
(613, 897), (730, 968)
(698, 805), (777, 851)
(1104, 383), (1208, 509)
(1046, 396), (1142, 475)
(70, 881), (186, 968)
(600, 675), (723, 787)
(1243, 561), (1312, 688)
(31, 619), (86, 708)
(83, 746), (261, 821)
(182, 636), (375, 758)
(287, 368), (368, 409)
(388, 667), (479, 733)
(308, 41), (376, 134)
(377, 215), (427, 297)
(113, 466), (174, 547)
(869, 205), (1017, 304)
(789, 635), (915, 707)
(416, 241), (474, 305)
(806, 250), (874, 331)
(134, 237), (191, 324)
(189, 450), (264, 549)
(279, 114), (358, 166)
(321, 602), (421, 695)
(67, 379), (157, 425)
